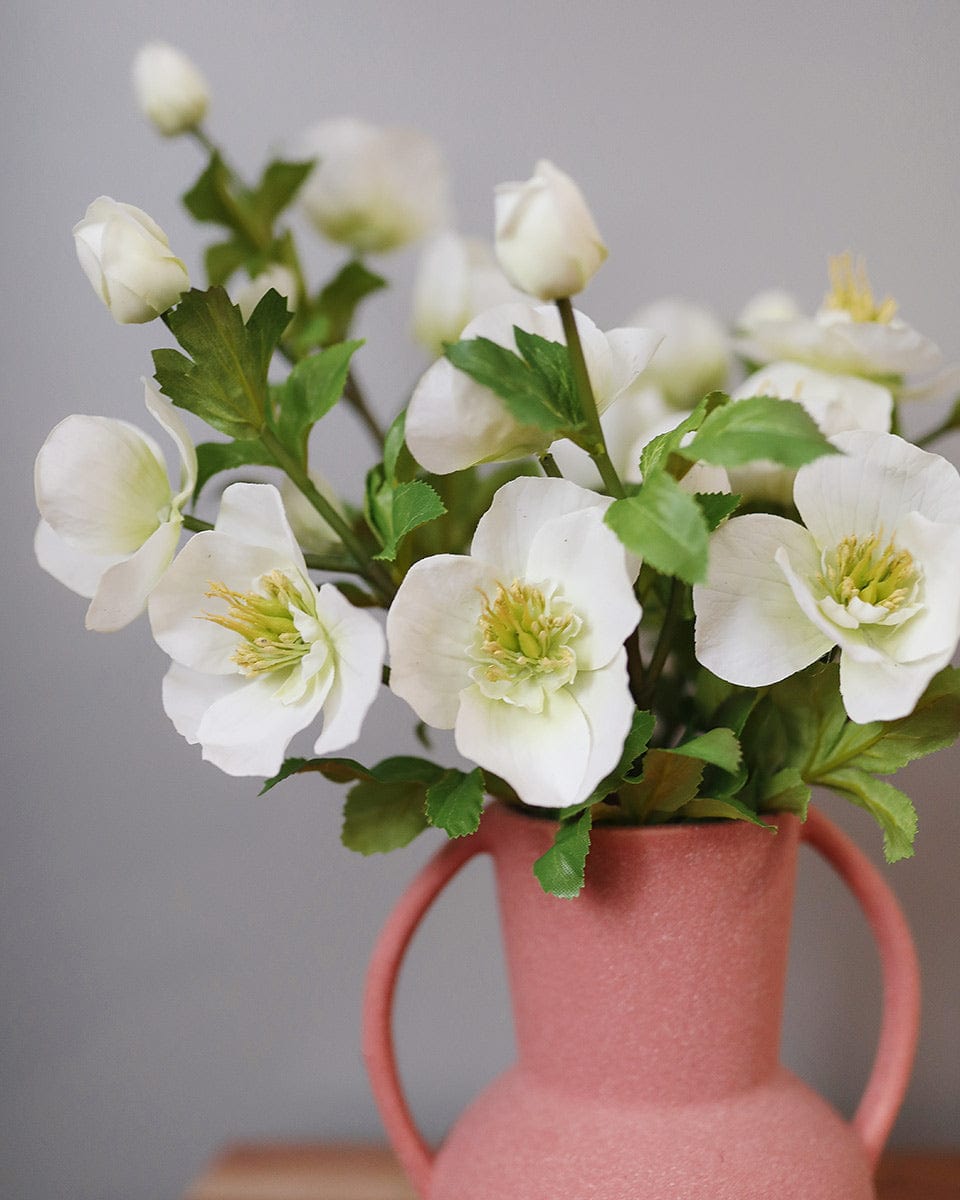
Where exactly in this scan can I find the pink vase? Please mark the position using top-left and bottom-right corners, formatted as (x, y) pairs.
(363, 803), (920, 1199)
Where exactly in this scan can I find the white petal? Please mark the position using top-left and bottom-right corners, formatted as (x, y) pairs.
(694, 514), (833, 686)
(387, 555), (496, 728)
(143, 379), (198, 506)
(567, 651), (635, 800)
(162, 663), (238, 743)
(35, 414), (170, 554)
(454, 684), (590, 808)
(839, 652), (948, 724)
(34, 519), (122, 599)
(603, 326), (663, 401)
(215, 482), (307, 572)
(524, 507), (640, 669)
(471, 476), (609, 581)
(311, 584), (385, 754)
(86, 519), (182, 631)
(883, 513), (960, 663)
(148, 530), (284, 673)
(794, 430), (960, 548)
(195, 672), (328, 777)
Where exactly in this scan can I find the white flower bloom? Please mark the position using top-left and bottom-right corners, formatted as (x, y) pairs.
(132, 42), (209, 137)
(148, 482), (384, 777)
(736, 254), (943, 387)
(34, 381), (197, 631)
(405, 302), (661, 474)
(74, 197), (190, 324)
(297, 118), (448, 254)
(412, 231), (524, 356)
(736, 288), (801, 333)
(235, 264), (298, 323)
(627, 298), (730, 409)
(693, 430), (960, 723)
(727, 361), (893, 506)
(494, 160), (607, 300)
(387, 477), (641, 808)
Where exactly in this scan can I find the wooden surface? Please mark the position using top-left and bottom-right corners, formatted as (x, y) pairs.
(184, 1143), (960, 1199)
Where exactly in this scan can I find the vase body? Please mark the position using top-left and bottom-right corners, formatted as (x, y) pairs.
(364, 802), (919, 1199)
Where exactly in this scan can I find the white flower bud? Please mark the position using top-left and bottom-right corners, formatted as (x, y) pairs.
(412, 231), (524, 355)
(132, 42), (209, 137)
(297, 118), (448, 254)
(494, 160), (607, 300)
(73, 197), (190, 324)
(235, 264), (299, 323)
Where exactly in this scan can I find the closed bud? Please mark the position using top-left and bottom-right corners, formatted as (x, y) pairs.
(132, 42), (209, 137)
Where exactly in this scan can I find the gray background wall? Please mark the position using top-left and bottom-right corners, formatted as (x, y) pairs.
(3, 2), (959, 1197)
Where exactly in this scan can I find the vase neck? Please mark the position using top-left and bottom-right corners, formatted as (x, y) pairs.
(487, 808), (800, 1103)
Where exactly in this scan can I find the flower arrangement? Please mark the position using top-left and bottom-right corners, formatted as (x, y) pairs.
(36, 42), (960, 898)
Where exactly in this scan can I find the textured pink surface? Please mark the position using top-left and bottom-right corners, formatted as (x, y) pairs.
(363, 804), (920, 1199)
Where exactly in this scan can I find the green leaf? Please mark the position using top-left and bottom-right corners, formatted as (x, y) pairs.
(382, 410), (415, 484)
(426, 768), (485, 838)
(676, 796), (773, 827)
(259, 756), (375, 795)
(620, 749), (703, 821)
(533, 809), (592, 899)
(294, 261), (387, 351)
(638, 391), (723, 479)
(183, 152), (235, 226)
(679, 395), (840, 468)
(155, 287), (291, 439)
(248, 158), (315, 224)
(605, 472), (710, 583)
(757, 767), (810, 817)
(819, 768), (918, 863)
(274, 340), (363, 458)
(558, 709), (656, 816)
(342, 779), (431, 854)
(512, 329), (581, 426)
(193, 438), (277, 500)
(695, 491), (742, 531)
(205, 238), (252, 287)
(368, 478), (446, 562)
(671, 727), (742, 773)
(817, 667), (960, 776)
(444, 335), (569, 433)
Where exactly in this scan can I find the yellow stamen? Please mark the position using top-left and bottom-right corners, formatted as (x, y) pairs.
(818, 533), (918, 613)
(474, 580), (578, 684)
(823, 252), (897, 324)
(202, 571), (313, 676)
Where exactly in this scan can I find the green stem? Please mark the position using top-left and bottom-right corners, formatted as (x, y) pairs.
(344, 370), (387, 446)
(182, 513), (213, 533)
(638, 578), (684, 708)
(625, 630), (646, 709)
(539, 452), (564, 478)
(260, 428), (396, 601)
(556, 296), (624, 499)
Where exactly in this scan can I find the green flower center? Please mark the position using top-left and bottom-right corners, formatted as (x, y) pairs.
(471, 580), (581, 693)
(823, 252), (897, 324)
(819, 533), (919, 613)
(203, 570), (315, 676)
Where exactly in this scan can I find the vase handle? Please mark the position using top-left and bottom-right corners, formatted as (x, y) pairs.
(801, 807), (921, 1169)
(362, 831), (489, 1198)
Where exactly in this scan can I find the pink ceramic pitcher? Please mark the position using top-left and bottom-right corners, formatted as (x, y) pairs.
(363, 804), (920, 1199)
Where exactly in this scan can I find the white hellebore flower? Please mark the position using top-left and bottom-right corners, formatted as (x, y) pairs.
(132, 42), (209, 137)
(74, 197), (190, 324)
(627, 297), (730, 409)
(35, 382), (196, 631)
(495, 160), (607, 300)
(405, 302), (661, 474)
(149, 482), (384, 777)
(235, 264), (299, 323)
(387, 477), (641, 808)
(298, 117), (448, 254)
(727, 361), (893, 506)
(693, 430), (960, 723)
(412, 231), (524, 356)
(736, 253), (943, 390)
(736, 288), (801, 333)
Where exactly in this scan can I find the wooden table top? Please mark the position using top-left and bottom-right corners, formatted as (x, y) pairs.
(183, 1142), (960, 1199)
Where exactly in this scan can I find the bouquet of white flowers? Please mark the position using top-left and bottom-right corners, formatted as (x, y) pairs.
(36, 42), (960, 898)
